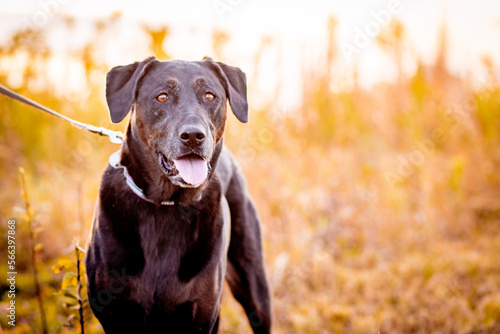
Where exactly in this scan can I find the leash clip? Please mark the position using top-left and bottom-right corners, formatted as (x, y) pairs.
(107, 131), (123, 144)
(85, 124), (123, 144)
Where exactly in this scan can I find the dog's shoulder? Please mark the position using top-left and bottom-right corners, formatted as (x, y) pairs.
(216, 146), (240, 193)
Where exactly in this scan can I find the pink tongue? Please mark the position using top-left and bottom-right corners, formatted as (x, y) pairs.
(173, 156), (208, 186)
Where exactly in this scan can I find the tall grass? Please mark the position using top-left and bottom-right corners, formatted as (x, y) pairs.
(0, 13), (499, 334)
(19, 167), (48, 334)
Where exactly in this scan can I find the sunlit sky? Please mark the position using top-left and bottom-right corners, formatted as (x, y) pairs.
(1, 0), (500, 108)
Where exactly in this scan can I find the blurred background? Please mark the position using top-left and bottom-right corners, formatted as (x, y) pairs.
(1, 0), (500, 333)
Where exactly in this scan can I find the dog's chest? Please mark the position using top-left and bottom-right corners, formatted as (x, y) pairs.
(125, 207), (224, 314)
(138, 208), (189, 269)
(126, 210), (189, 303)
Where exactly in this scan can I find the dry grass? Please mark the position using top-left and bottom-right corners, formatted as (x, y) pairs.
(0, 14), (499, 334)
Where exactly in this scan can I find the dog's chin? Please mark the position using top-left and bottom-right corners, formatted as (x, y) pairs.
(157, 152), (210, 188)
(169, 175), (203, 188)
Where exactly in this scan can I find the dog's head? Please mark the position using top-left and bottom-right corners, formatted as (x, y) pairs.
(105, 57), (247, 188)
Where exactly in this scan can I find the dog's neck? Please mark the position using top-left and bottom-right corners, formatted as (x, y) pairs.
(119, 125), (223, 205)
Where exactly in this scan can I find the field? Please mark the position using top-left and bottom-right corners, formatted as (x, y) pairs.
(1, 13), (500, 334)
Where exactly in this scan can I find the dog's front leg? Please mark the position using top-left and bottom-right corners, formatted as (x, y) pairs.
(224, 172), (272, 334)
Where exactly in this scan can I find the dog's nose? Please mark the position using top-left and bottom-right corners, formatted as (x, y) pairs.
(179, 124), (206, 146)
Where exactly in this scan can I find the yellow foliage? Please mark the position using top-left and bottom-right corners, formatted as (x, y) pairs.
(1, 12), (500, 334)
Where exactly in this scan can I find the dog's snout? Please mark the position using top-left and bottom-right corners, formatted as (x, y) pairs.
(179, 124), (206, 146)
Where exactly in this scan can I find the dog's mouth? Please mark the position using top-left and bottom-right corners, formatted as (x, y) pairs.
(158, 152), (210, 187)
(158, 152), (177, 175)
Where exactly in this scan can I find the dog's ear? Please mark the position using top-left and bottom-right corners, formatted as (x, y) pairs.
(105, 57), (156, 123)
(204, 58), (248, 123)
(217, 62), (248, 123)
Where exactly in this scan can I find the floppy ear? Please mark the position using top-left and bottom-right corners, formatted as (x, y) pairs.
(105, 56), (156, 123)
(218, 62), (248, 123)
(204, 59), (248, 123)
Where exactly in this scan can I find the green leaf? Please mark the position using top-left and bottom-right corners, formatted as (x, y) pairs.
(63, 299), (79, 308)
(63, 288), (78, 300)
(61, 272), (78, 290)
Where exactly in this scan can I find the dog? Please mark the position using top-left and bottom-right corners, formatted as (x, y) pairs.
(85, 56), (271, 333)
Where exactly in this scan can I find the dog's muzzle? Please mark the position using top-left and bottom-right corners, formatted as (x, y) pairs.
(158, 151), (211, 188)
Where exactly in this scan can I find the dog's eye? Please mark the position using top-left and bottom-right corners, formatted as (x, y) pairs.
(157, 93), (168, 102)
(205, 93), (215, 102)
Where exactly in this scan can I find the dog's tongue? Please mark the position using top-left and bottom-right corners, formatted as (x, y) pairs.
(174, 156), (208, 186)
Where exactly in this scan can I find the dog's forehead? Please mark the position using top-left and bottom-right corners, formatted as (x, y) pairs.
(145, 60), (220, 86)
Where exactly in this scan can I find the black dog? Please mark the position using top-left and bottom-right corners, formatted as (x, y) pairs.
(85, 57), (271, 333)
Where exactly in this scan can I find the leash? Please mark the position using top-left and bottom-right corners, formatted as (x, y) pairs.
(0, 84), (123, 144)
(1, 83), (202, 206)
